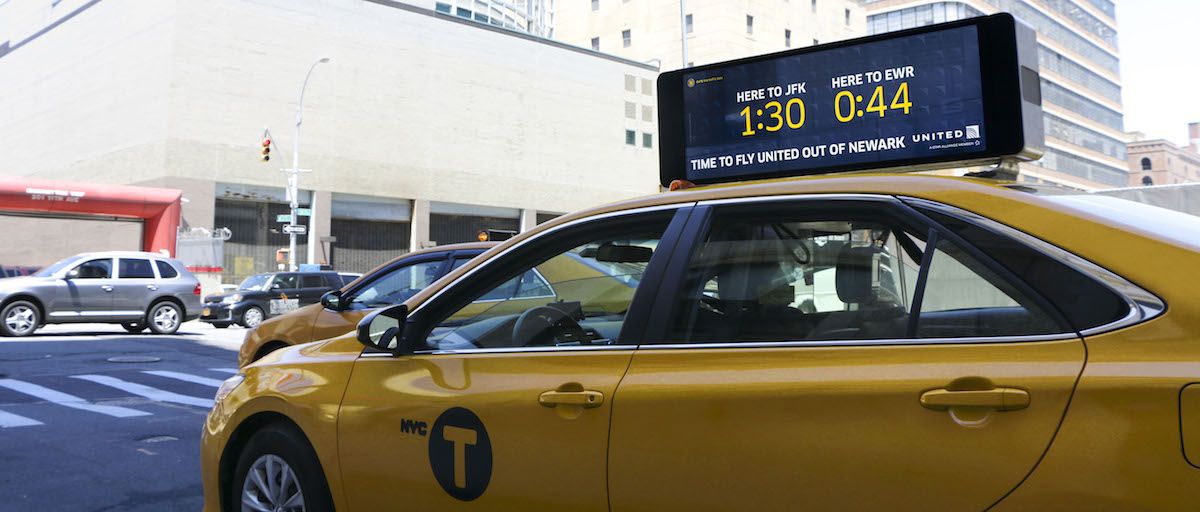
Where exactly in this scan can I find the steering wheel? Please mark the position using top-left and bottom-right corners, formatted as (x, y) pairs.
(511, 306), (587, 347)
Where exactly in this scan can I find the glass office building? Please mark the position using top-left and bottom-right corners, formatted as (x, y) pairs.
(863, 0), (1127, 189)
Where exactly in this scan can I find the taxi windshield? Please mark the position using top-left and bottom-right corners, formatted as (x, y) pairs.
(238, 274), (272, 291)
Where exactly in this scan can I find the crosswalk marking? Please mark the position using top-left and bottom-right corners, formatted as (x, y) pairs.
(0, 379), (151, 418)
(208, 368), (238, 374)
(0, 409), (42, 428)
(71, 375), (214, 408)
(141, 370), (224, 387)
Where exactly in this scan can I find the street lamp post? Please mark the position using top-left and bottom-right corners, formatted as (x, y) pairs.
(286, 56), (330, 271)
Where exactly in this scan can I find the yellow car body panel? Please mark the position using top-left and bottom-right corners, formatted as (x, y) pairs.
(337, 350), (632, 510)
(203, 174), (1200, 510)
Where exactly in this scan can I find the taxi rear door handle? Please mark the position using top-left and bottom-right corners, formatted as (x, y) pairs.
(539, 390), (604, 408)
(101, 285), (113, 292)
(920, 388), (1029, 411)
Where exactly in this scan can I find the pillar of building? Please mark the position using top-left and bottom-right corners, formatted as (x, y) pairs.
(519, 208), (537, 232)
(307, 190), (332, 265)
(410, 199), (432, 249)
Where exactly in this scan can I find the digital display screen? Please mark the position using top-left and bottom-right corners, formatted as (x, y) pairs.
(680, 25), (985, 182)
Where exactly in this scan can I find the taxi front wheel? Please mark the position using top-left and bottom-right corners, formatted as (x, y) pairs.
(231, 423), (333, 512)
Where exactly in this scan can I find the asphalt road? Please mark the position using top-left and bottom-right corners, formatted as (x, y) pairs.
(0, 322), (247, 512)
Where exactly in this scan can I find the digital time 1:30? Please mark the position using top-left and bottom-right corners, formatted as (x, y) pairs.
(738, 82), (912, 136)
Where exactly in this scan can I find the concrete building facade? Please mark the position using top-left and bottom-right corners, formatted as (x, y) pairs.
(0, 0), (659, 281)
(1126, 123), (1200, 187)
(862, 0), (1128, 190)
(553, 0), (866, 70)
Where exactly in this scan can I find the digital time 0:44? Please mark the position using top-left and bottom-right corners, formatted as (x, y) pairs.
(737, 82), (912, 137)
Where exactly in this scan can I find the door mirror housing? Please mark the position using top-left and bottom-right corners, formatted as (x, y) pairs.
(356, 304), (410, 354)
(321, 290), (344, 311)
(65, 269), (79, 279)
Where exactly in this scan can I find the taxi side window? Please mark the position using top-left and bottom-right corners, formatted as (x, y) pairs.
(272, 274), (298, 290)
(423, 217), (670, 351)
(666, 210), (1062, 344)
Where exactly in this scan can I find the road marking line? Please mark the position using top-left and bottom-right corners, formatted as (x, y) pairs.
(0, 409), (42, 428)
(141, 370), (223, 387)
(208, 368), (238, 374)
(0, 379), (151, 418)
(71, 375), (214, 408)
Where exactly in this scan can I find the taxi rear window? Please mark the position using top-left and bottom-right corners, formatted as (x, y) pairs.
(918, 207), (1129, 333)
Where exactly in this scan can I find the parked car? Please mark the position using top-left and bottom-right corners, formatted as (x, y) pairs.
(0, 251), (201, 336)
(200, 270), (346, 329)
(238, 242), (493, 365)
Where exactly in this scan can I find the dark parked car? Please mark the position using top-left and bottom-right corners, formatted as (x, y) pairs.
(199, 271), (347, 328)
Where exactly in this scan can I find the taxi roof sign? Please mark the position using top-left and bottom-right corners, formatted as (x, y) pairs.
(656, 14), (1043, 187)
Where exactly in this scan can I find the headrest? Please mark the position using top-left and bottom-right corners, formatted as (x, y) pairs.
(835, 245), (878, 304)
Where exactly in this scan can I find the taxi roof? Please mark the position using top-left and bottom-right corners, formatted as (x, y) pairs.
(548, 173), (1025, 228)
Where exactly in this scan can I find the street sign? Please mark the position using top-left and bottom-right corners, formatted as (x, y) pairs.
(296, 208), (312, 216)
(282, 224), (307, 235)
(276, 214), (293, 223)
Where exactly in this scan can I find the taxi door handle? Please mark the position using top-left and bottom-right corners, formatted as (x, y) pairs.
(146, 285), (158, 291)
(539, 390), (604, 408)
(919, 388), (1029, 411)
(101, 285), (113, 292)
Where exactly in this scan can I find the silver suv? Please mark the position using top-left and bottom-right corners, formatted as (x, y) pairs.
(0, 251), (203, 336)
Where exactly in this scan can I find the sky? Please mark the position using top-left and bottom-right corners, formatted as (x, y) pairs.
(1119, 0), (1200, 144)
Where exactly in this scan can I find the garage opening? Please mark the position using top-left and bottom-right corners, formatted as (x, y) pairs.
(0, 213), (143, 276)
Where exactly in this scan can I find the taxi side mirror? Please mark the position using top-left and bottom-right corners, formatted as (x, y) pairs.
(356, 304), (409, 354)
(321, 290), (344, 311)
(65, 269), (80, 279)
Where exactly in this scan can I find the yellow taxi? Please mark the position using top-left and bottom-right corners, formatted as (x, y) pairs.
(202, 173), (1200, 510)
(238, 242), (495, 367)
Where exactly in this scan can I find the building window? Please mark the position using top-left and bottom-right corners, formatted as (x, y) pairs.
(626, 130), (637, 145)
(592, 0), (599, 11)
(845, 8), (851, 25)
(643, 133), (653, 148)
(785, 29), (792, 47)
(625, 74), (637, 92)
(456, 7), (471, 18)
(746, 15), (754, 35)
(622, 29), (632, 47)
(641, 78), (652, 95)
(1140, 157), (1152, 171)
(685, 14), (693, 34)
(592, 37), (601, 51)
(625, 101), (637, 119)
(811, 0), (817, 12)
(642, 105), (654, 122)
(435, 2), (451, 14)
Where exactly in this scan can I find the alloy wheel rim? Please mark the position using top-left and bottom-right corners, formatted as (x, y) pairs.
(153, 305), (178, 331)
(245, 308), (263, 327)
(241, 454), (304, 512)
(4, 306), (35, 334)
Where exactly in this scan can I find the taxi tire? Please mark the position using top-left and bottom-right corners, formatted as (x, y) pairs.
(231, 423), (333, 512)
(121, 322), (145, 333)
(238, 306), (264, 329)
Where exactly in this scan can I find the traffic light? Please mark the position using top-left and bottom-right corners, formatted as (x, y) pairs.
(260, 137), (271, 162)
